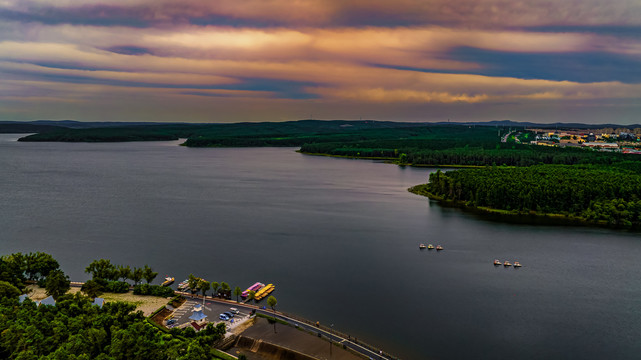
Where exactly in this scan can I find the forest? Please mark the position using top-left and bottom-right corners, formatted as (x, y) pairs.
(411, 163), (641, 227)
(0, 252), (226, 360)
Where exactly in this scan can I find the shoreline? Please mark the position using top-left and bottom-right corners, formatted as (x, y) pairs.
(406, 185), (631, 229)
(297, 151), (486, 168)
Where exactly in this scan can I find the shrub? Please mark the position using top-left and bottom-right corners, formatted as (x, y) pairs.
(105, 281), (130, 293)
(133, 284), (174, 297)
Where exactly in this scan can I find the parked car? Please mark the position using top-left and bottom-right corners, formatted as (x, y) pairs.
(230, 308), (239, 315)
(219, 314), (229, 321)
(166, 319), (176, 325)
(223, 311), (234, 318)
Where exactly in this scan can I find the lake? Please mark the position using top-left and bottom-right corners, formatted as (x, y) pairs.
(2, 133), (641, 360)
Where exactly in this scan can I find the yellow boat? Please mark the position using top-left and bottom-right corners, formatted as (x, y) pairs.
(255, 284), (275, 300)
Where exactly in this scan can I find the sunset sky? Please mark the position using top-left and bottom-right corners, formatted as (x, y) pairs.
(1, 0), (640, 124)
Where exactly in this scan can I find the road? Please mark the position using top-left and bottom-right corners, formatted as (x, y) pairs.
(176, 292), (393, 360)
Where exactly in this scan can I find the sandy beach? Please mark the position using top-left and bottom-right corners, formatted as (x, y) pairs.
(25, 285), (170, 316)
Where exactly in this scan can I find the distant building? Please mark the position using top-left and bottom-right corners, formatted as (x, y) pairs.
(190, 321), (206, 332)
(587, 133), (596, 142)
(38, 296), (56, 307)
(93, 298), (105, 308)
(582, 142), (619, 150)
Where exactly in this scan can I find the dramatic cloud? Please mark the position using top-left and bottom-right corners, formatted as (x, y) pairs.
(0, 0), (640, 123)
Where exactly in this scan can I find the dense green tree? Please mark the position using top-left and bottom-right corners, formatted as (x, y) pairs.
(187, 274), (199, 292)
(1, 253), (222, 360)
(199, 280), (210, 302)
(211, 281), (219, 296)
(85, 259), (116, 281)
(131, 267), (143, 285)
(45, 269), (70, 300)
(24, 252), (60, 282)
(0, 280), (20, 299)
(248, 290), (256, 303)
(234, 286), (242, 303)
(1, 253), (26, 288)
(267, 296), (278, 333)
(418, 164), (641, 227)
(116, 265), (131, 283)
(142, 265), (158, 284)
(81, 279), (104, 299)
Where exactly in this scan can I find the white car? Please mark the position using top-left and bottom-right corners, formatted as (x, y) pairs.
(230, 307), (239, 314)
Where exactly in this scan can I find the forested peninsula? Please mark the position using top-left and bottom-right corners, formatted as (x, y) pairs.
(410, 163), (641, 228)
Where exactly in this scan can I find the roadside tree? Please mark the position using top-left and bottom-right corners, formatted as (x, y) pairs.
(199, 280), (210, 304)
(267, 296), (278, 333)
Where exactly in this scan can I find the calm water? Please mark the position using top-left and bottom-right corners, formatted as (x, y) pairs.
(2, 134), (641, 360)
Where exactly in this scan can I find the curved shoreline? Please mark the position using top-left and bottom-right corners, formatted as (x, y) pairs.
(297, 151), (485, 168)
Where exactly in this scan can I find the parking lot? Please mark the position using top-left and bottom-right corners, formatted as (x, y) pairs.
(168, 298), (253, 332)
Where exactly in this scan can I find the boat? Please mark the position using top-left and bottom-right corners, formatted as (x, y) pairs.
(162, 276), (175, 286)
(177, 279), (189, 290)
(419, 244), (426, 249)
(493, 259), (502, 266)
(242, 282), (265, 298)
(513, 261), (522, 268)
(427, 244), (434, 250)
(254, 283), (275, 301)
(436, 245), (443, 251)
(503, 261), (512, 267)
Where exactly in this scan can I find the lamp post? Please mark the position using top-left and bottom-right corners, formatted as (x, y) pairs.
(329, 324), (334, 358)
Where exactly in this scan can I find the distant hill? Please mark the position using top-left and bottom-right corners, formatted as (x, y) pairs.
(0, 123), (67, 133)
(0, 120), (176, 129)
(435, 120), (641, 129)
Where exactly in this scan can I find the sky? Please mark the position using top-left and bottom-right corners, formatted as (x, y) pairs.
(1, 0), (641, 124)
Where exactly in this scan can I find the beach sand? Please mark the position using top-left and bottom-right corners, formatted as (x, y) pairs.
(25, 285), (169, 316)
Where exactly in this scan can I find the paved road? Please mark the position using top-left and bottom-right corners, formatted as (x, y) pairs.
(176, 292), (393, 360)
(501, 130), (515, 143)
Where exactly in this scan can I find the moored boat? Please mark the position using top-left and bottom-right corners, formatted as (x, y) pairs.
(436, 245), (443, 251)
(503, 261), (512, 267)
(493, 259), (502, 266)
(242, 282), (265, 298)
(254, 283), (275, 301)
(177, 279), (189, 290)
(419, 244), (426, 249)
(427, 244), (434, 250)
(162, 276), (175, 286)
(513, 261), (522, 268)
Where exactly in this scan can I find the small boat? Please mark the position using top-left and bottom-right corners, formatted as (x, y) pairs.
(162, 276), (175, 286)
(436, 245), (443, 251)
(427, 244), (434, 250)
(513, 262), (522, 268)
(503, 261), (512, 267)
(493, 259), (502, 266)
(419, 244), (427, 249)
(177, 279), (189, 290)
